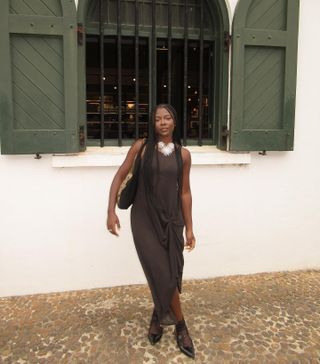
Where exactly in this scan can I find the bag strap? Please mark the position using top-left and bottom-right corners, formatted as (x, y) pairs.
(133, 138), (147, 172)
(137, 138), (147, 159)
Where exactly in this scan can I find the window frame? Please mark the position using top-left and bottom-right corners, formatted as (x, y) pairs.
(77, 0), (230, 150)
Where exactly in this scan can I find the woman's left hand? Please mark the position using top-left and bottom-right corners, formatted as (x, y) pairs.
(184, 230), (196, 252)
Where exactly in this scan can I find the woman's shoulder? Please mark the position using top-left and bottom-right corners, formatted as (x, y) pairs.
(134, 137), (147, 145)
(180, 145), (190, 153)
(180, 146), (191, 161)
(132, 138), (147, 151)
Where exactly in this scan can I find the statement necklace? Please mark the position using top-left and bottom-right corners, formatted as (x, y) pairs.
(157, 141), (175, 156)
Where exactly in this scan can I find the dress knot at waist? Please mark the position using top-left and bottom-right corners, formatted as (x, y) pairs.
(160, 214), (184, 249)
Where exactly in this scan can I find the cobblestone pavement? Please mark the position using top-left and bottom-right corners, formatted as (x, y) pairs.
(1, 270), (320, 364)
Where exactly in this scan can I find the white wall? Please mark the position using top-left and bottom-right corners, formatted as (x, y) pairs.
(1, 0), (320, 297)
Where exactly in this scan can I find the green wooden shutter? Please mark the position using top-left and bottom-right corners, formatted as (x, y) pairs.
(0, 0), (80, 154)
(229, 0), (299, 151)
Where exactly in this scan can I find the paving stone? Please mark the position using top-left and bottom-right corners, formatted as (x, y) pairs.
(1, 269), (320, 363)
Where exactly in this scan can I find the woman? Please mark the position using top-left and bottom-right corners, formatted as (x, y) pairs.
(106, 104), (196, 359)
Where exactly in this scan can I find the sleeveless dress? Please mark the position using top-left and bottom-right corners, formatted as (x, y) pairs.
(130, 146), (184, 325)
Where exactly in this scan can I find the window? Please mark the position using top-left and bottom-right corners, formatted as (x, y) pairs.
(0, 0), (299, 154)
(84, 0), (219, 146)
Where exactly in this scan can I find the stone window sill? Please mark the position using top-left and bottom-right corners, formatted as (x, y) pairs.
(52, 146), (251, 168)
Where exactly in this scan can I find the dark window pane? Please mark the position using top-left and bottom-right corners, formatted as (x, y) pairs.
(157, 39), (168, 105)
(85, 0), (215, 144)
(86, 36), (149, 140)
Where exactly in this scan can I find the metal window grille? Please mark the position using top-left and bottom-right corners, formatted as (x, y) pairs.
(85, 0), (215, 146)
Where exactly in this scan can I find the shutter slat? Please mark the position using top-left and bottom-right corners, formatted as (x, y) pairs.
(10, 0), (36, 15)
(13, 81), (64, 129)
(247, 0), (287, 30)
(11, 36), (65, 113)
(10, 0), (62, 16)
(12, 35), (64, 81)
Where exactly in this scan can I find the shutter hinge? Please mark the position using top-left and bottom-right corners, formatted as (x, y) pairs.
(77, 23), (84, 45)
(224, 31), (231, 52)
(221, 125), (230, 137)
(79, 125), (85, 148)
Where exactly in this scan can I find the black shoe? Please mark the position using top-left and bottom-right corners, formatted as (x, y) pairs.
(174, 319), (195, 359)
(148, 309), (163, 345)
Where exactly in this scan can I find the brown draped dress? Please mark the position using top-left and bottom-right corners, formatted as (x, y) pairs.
(130, 146), (184, 325)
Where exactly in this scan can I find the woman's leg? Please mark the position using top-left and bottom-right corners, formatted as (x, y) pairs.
(148, 308), (163, 345)
(170, 287), (195, 358)
(170, 288), (184, 321)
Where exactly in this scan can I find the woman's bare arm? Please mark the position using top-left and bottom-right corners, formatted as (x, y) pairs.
(181, 147), (196, 251)
(106, 138), (144, 236)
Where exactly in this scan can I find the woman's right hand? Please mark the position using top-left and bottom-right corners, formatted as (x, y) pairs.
(107, 211), (121, 236)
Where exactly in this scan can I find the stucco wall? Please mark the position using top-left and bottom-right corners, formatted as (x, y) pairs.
(1, 0), (319, 297)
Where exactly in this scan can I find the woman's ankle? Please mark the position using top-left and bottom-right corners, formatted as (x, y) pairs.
(176, 317), (187, 329)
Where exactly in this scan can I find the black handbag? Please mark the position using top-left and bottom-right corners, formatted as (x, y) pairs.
(117, 139), (147, 209)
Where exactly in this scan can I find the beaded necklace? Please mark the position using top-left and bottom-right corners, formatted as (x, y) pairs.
(157, 141), (174, 156)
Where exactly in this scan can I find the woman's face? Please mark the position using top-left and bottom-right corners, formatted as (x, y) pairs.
(154, 107), (175, 139)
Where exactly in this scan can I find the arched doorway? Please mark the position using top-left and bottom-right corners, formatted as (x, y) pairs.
(77, 0), (229, 147)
